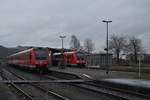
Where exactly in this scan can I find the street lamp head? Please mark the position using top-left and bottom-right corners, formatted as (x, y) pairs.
(102, 20), (112, 23)
(102, 20), (106, 22)
(108, 20), (112, 23)
(59, 35), (66, 38)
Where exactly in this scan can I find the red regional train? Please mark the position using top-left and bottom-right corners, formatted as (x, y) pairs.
(7, 48), (49, 72)
(52, 52), (87, 67)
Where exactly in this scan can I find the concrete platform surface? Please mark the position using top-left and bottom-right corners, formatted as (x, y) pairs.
(49, 67), (128, 79)
(104, 78), (150, 88)
(49, 67), (150, 89)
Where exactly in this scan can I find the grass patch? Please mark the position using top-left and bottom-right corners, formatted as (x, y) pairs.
(0, 82), (7, 88)
(121, 72), (150, 80)
(100, 66), (150, 72)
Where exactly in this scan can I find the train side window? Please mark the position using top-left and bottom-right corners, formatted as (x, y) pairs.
(67, 55), (71, 60)
(26, 53), (28, 59)
(72, 54), (74, 59)
(67, 56), (69, 60)
(29, 53), (32, 59)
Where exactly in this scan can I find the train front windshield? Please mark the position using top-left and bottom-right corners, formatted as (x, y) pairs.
(34, 49), (46, 61)
(77, 53), (85, 60)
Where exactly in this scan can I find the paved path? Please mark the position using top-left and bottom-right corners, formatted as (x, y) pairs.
(49, 67), (150, 89)
(104, 78), (150, 88)
(49, 67), (128, 79)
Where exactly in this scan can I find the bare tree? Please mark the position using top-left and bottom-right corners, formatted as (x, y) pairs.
(109, 35), (127, 64)
(84, 38), (95, 53)
(70, 35), (81, 50)
(126, 37), (143, 64)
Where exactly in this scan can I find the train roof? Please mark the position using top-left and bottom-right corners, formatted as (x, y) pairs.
(7, 48), (34, 57)
(53, 51), (85, 55)
(7, 47), (50, 57)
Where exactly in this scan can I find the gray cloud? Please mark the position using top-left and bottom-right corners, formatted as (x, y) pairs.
(0, 0), (150, 52)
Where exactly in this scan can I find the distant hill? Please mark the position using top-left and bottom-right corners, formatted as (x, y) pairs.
(0, 45), (21, 58)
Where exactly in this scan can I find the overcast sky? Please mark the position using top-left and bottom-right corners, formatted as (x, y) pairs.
(0, 0), (150, 52)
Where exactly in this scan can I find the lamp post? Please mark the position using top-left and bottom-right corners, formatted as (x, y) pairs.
(59, 35), (66, 69)
(59, 35), (66, 49)
(102, 19), (112, 74)
(138, 54), (141, 79)
(138, 53), (143, 79)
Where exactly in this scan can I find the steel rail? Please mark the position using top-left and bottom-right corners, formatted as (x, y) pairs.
(11, 83), (34, 100)
(6, 69), (69, 100)
(86, 81), (150, 99)
(45, 75), (149, 100)
(1, 70), (34, 100)
(5, 67), (148, 100)
(44, 75), (130, 100)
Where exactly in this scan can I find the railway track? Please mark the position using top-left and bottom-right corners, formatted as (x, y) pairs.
(76, 81), (149, 100)
(1, 71), (34, 100)
(2, 67), (126, 100)
(1, 68), (69, 100)
(87, 80), (150, 99)
(10, 83), (34, 100)
(2, 67), (118, 100)
(44, 75), (149, 100)
(2, 66), (149, 100)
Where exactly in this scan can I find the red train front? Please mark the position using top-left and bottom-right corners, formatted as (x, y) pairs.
(7, 48), (49, 72)
(53, 52), (87, 66)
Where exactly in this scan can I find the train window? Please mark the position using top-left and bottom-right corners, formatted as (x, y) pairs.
(34, 49), (46, 61)
(67, 55), (72, 60)
(29, 53), (32, 59)
(77, 53), (85, 60)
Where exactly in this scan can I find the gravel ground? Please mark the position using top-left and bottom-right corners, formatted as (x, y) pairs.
(3, 65), (122, 100)
(0, 82), (17, 100)
(0, 64), (17, 100)
(1, 66), (58, 100)
(39, 83), (116, 100)
(1, 62), (149, 100)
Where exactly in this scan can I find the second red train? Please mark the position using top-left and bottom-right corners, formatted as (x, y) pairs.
(52, 52), (87, 67)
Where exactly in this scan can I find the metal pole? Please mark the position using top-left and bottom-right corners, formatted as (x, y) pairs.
(62, 38), (64, 49)
(106, 22), (109, 74)
(61, 38), (64, 69)
(139, 54), (141, 79)
(102, 20), (112, 74)
(59, 35), (66, 48)
(59, 35), (66, 69)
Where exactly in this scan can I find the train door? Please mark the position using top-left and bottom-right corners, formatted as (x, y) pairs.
(48, 51), (52, 66)
(66, 54), (72, 65)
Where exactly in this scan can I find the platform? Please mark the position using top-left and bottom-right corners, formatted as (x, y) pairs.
(48, 67), (128, 79)
(104, 78), (150, 88)
(49, 67), (150, 89)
